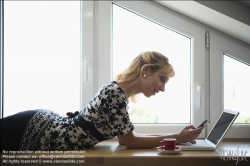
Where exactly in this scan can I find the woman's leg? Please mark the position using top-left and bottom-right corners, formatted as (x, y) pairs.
(0, 110), (39, 151)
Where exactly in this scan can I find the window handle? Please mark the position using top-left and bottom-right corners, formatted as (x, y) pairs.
(197, 83), (202, 108)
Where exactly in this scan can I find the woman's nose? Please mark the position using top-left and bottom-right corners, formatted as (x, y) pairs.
(160, 84), (165, 92)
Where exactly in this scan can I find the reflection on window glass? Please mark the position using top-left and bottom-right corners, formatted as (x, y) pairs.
(4, 1), (80, 117)
(112, 4), (191, 123)
(224, 55), (250, 124)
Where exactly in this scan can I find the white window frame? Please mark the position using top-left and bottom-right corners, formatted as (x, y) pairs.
(210, 32), (250, 138)
(80, 0), (113, 108)
(81, 0), (207, 137)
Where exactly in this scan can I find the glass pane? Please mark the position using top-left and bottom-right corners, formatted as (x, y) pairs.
(224, 55), (250, 124)
(3, 1), (80, 117)
(112, 4), (191, 123)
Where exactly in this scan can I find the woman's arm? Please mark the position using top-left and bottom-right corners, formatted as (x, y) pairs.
(117, 125), (204, 149)
(118, 133), (164, 145)
(134, 133), (169, 137)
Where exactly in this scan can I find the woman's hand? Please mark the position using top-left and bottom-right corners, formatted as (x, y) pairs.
(176, 125), (204, 144)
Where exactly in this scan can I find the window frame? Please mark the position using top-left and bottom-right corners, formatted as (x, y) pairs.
(210, 32), (250, 138)
(82, 0), (250, 138)
(83, 0), (207, 137)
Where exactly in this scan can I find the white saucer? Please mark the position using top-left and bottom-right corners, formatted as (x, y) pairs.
(157, 146), (182, 154)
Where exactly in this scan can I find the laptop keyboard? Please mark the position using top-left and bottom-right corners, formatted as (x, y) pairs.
(181, 141), (209, 147)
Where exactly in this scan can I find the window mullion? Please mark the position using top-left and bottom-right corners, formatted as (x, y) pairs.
(80, 0), (95, 109)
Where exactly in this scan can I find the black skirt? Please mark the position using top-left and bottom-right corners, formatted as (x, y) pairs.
(0, 110), (39, 151)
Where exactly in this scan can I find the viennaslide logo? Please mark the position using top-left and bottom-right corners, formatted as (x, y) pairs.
(218, 146), (248, 165)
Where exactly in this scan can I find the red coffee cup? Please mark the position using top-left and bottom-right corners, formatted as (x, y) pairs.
(160, 138), (176, 150)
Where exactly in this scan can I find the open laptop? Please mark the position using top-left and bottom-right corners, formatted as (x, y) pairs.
(178, 109), (239, 150)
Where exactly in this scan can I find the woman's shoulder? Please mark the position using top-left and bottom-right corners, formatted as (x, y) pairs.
(95, 81), (127, 101)
(103, 81), (119, 88)
(100, 81), (123, 93)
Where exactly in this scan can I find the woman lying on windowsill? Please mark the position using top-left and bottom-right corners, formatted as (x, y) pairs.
(0, 51), (203, 151)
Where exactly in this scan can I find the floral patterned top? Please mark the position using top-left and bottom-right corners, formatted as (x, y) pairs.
(19, 81), (134, 150)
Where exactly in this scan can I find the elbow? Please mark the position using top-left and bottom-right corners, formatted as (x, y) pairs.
(124, 143), (135, 149)
(118, 139), (124, 145)
(123, 138), (138, 149)
(118, 132), (137, 149)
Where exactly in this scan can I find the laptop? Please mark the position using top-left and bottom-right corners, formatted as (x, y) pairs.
(178, 109), (239, 150)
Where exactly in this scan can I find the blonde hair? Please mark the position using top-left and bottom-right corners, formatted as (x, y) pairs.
(115, 51), (175, 102)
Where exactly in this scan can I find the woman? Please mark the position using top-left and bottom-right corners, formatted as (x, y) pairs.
(0, 51), (203, 151)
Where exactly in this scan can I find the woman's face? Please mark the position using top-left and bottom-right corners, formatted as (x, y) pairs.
(142, 71), (168, 97)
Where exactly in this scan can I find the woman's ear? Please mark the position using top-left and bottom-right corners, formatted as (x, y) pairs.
(141, 65), (150, 75)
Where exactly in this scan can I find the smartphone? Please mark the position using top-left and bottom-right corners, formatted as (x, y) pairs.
(197, 119), (208, 128)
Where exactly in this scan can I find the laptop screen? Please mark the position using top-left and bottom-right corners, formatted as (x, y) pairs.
(207, 112), (236, 145)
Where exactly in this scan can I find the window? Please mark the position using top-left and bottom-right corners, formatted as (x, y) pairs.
(3, 0), (248, 138)
(3, 1), (80, 117)
(94, 1), (249, 137)
(224, 55), (250, 124)
(113, 4), (191, 124)
(210, 32), (250, 138)
(92, 1), (206, 135)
